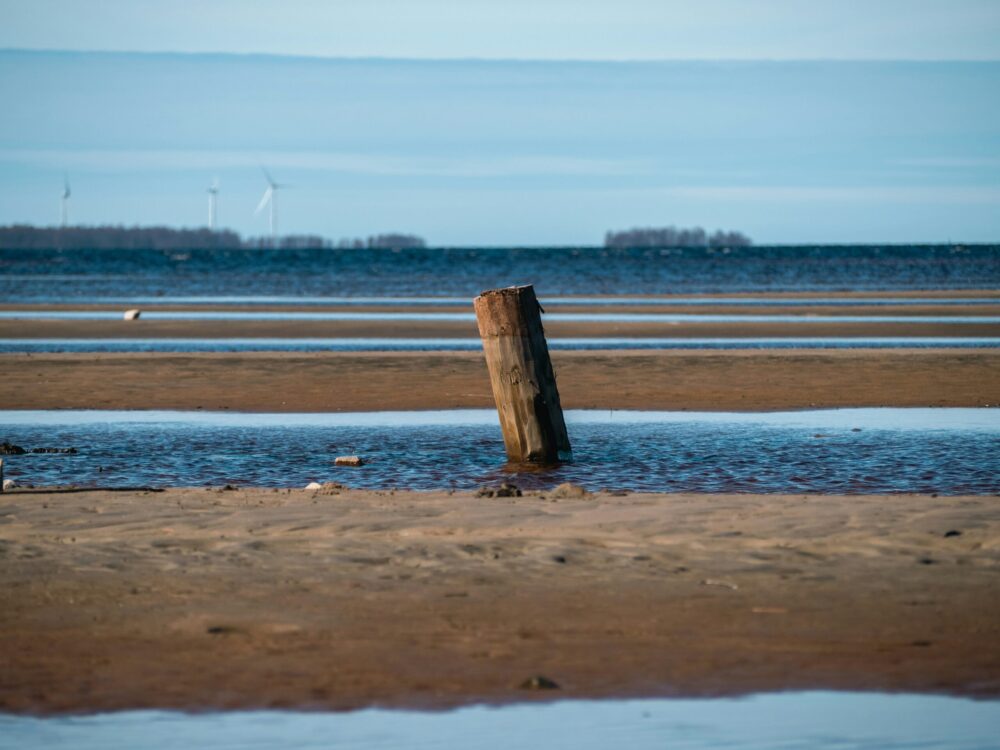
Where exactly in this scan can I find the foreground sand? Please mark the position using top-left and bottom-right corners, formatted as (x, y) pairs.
(1, 487), (998, 713)
(2, 349), (998, 411)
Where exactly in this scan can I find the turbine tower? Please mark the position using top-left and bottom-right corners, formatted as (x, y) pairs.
(207, 178), (219, 230)
(60, 177), (71, 227)
(255, 167), (286, 242)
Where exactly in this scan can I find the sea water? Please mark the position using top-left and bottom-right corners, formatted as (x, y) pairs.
(1, 408), (997, 494)
(1, 692), (999, 750)
(2, 245), (998, 302)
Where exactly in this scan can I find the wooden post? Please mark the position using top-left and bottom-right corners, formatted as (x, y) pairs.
(474, 285), (571, 463)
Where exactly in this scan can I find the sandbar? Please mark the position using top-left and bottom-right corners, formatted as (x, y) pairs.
(0, 487), (997, 713)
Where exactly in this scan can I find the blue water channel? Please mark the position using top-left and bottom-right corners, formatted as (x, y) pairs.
(2, 692), (998, 750)
(1, 310), (998, 323)
(1, 409), (997, 494)
(5, 294), (999, 306)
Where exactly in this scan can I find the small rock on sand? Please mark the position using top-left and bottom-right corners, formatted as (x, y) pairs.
(476, 483), (522, 498)
(550, 482), (590, 499)
(334, 456), (364, 467)
(123, 309), (141, 321)
(3, 479), (17, 490)
(306, 482), (347, 494)
(520, 675), (560, 690)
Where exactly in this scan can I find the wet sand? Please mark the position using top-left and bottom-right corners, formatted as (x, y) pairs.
(2, 291), (998, 714)
(2, 349), (998, 411)
(1, 487), (998, 714)
(4, 318), (1000, 341)
(2, 290), (1000, 343)
(2, 293), (997, 413)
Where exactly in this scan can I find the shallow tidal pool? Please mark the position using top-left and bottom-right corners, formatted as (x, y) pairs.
(2, 691), (999, 750)
(1, 408), (997, 494)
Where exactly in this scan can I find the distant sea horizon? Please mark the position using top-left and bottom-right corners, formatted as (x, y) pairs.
(2, 244), (997, 300)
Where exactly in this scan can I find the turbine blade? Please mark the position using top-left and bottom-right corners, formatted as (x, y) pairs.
(255, 187), (273, 214)
(261, 166), (276, 187)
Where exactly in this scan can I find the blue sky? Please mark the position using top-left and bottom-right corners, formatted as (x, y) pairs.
(1, 2), (998, 244)
(3, 0), (1000, 61)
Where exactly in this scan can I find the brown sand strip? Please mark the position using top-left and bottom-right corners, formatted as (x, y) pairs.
(3, 318), (1000, 340)
(2, 349), (998, 411)
(1, 488), (998, 713)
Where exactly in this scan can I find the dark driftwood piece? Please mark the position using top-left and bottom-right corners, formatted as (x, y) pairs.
(473, 285), (571, 463)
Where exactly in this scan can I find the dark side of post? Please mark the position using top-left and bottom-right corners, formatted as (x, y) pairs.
(473, 285), (571, 464)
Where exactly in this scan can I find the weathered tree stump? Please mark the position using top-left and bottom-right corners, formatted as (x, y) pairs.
(473, 285), (571, 463)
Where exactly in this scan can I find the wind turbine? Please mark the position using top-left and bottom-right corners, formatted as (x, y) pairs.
(255, 167), (287, 241)
(60, 176), (71, 227)
(207, 178), (219, 230)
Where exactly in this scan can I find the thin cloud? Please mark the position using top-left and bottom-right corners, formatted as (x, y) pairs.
(0, 149), (648, 178)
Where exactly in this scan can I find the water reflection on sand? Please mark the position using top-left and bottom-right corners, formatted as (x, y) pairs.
(1, 691), (998, 750)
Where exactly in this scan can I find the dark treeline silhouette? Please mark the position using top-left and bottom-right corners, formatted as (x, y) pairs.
(243, 234), (332, 249)
(605, 226), (752, 249)
(0, 225), (243, 250)
(0, 225), (426, 251)
(335, 233), (427, 250)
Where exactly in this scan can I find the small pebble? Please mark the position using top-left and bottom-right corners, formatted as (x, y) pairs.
(476, 483), (521, 498)
(550, 482), (589, 499)
(520, 675), (560, 690)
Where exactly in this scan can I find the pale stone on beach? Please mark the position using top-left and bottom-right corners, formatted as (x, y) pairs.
(550, 482), (589, 499)
(304, 482), (323, 490)
(334, 456), (364, 467)
(3, 478), (17, 490)
(123, 309), (141, 320)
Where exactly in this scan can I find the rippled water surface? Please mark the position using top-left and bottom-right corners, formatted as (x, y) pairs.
(2, 409), (996, 494)
(10, 295), (999, 306)
(2, 246), (998, 301)
(2, 692), (998, 750)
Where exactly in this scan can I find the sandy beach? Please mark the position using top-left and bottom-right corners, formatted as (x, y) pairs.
(2, 349), (997, 412)
(2, 293), (997, 411)
(1, 487), (998, 714)
(2, 291), (998, 715)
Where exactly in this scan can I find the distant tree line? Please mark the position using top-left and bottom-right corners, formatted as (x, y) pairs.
(0, 225), (426, 251)
(242, 234), (333, 250)
(0, 225), (244, 250)
(605, 226), (752, 249)
(334, 233), (427, 250)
